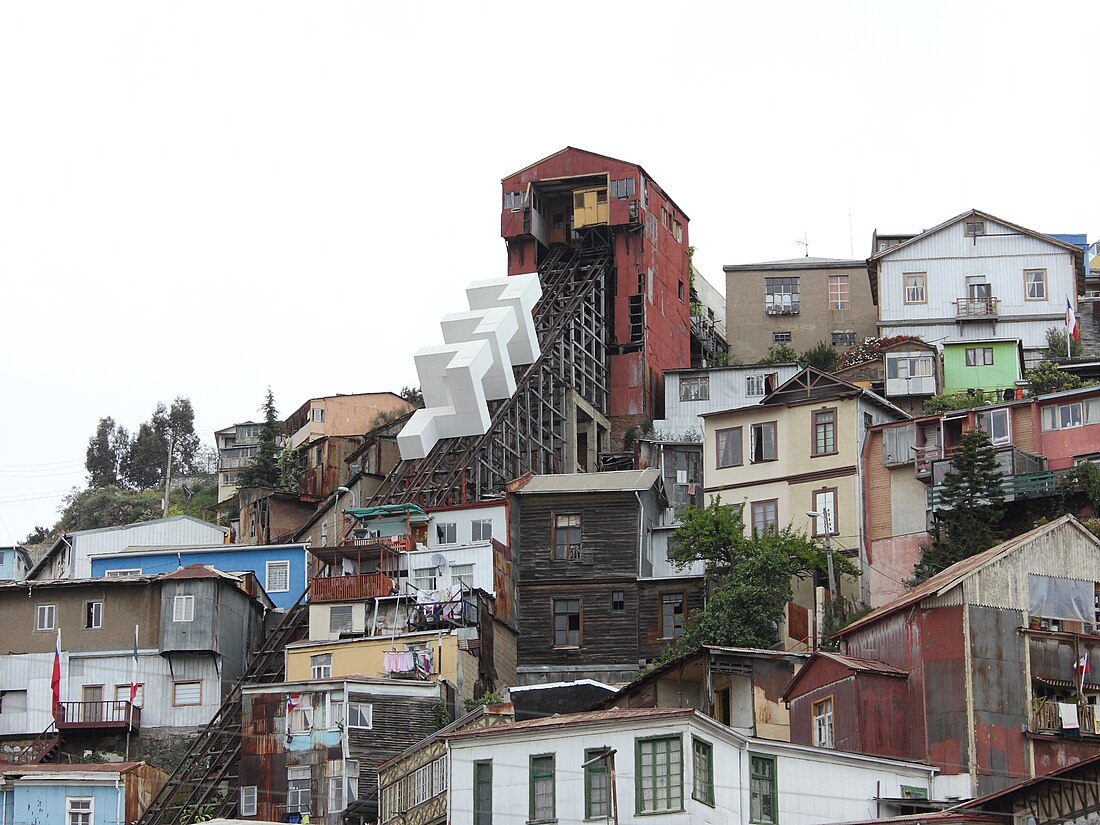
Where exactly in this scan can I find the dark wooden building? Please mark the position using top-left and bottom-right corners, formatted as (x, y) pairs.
(509, 469), (705, 685)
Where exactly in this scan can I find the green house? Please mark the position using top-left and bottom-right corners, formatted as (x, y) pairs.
(942, 338), (1024, 396)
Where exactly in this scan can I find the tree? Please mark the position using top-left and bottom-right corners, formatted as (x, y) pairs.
(799, 341), (840, 372)
(57, 486), (164, 532)
(1025, 360), (1085, 396)
(400, 386), (425, 409)
(237, 389), (282, 488)
(661, 498), (857, 659)
(911, 428), (1005, 584)
(85, 417), (131, 487)
(276, 445), (303, 493)
(127, 418), (167, 489)
(22, 525), (52, 544)
(760, 343), (798, 364)
(1044, 326), (1084, 359)
(121, 398), (202, 489)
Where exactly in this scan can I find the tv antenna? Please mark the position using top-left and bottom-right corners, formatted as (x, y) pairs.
(795, 233), (809, 257)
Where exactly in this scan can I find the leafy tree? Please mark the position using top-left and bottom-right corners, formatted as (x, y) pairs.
(22, 525), (52, 544)
(1044, 326), (1084, 359)
(1025, 360), (1086, 396)
(57, 486), (164, 532)
(400, 386), (425, 409)
(661, 498), (857, 659)
(121, 398), (202, 489)
(799, 341), (840, 372)
(127, 419), (167, 489)
(911, 428), (1005, 584)
(838, 335), (924, 370)
(85, 417), (131, 487)
(276, 445), (303, 493)
(760, 343), (798, 364)
(237, 389), (282, 488)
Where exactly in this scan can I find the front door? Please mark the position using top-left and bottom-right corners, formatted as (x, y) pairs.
(82, 685), (103, 722)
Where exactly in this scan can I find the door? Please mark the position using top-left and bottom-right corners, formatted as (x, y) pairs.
(82, 685), (103, 722)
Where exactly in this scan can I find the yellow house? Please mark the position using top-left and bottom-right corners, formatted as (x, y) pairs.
(701, 368), (908, 650)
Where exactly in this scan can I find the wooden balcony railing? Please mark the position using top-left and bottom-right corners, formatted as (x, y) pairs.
(56, 700), (140, 731)
(955, 296), (999, 318)
(1031, 700), (1100, 736)
(311, 572), (393, 603)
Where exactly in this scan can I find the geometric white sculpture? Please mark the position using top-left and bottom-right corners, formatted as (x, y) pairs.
(398, 273), (543, 460)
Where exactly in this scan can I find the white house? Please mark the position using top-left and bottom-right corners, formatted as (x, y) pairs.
(444, 706), (937, 825)
(869, 209), (1085, 363)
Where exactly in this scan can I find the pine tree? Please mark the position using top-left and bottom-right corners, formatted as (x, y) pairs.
(238, 389), (282, 488)
(911, 428), (1005, 584)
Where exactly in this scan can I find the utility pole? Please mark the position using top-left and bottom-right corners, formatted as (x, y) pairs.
(162, 432), (174, 515)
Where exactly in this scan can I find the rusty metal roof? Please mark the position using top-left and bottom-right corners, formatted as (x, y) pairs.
(511, 469), (662, 494)
(445, 706), (696, 741)
(1, 761), (147, 776)
(781, 651), (909, 701)
(163, 563), (241, 581)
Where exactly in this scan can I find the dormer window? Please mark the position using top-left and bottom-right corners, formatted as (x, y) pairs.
(965, 220), (986, 237)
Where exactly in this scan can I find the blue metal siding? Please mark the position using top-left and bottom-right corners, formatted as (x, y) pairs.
(90, 546), (308, 610)
(10, 781), (122, 825)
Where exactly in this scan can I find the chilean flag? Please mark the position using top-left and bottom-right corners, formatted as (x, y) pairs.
(51, 628), (61, 712)
(129, 625), (139, 703)
(1076, 652), (1091, 676)
(1067, 297), (1080, 341)
(286, 694), (301, 712)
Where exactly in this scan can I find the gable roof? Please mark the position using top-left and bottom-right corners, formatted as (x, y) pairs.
(701, 367), (908, 419)
(866, 209), (1087, 302)
(511, 468), (664, 495)
(837, 515), (1098, 638)
(445, 706), (697, 742)
(781, 651), (909, 701)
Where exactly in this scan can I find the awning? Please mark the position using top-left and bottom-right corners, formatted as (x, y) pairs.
(344, 504), (428, 521)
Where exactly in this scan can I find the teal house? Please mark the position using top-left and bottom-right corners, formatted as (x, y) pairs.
(0, 762), (167, 825)
(942, 338), (1025, 397)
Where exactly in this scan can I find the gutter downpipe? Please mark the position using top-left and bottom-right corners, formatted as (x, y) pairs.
(635, 492), (645, 578)
(115, 775), (123, 825)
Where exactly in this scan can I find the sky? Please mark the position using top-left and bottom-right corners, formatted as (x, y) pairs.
(1, 1), (1097, 544)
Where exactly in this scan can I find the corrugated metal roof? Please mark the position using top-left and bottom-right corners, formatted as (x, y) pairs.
(781, 651), (908, 701)
(445, 706), (696, 741)
(163, 564), (242, 581)
(838, 515), (1092, 637)
(1, 761), (146, 776)
(513, 469), (662, 494)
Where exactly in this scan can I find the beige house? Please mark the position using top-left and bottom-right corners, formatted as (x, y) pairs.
(701, 369), (908, 648)
(723, 257), (878, 362)
(285, 392), (413, 450)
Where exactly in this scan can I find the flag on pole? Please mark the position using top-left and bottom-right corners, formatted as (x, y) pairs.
(1067, 297), (1080, 341)
(51, 628), (61, 712)
(287, 694), (301, 712)
(129, 625), (139, 703)
(1076, 652), (1090, 676)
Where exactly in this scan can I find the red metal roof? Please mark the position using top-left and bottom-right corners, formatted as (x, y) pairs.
(781, 651), (909, 701)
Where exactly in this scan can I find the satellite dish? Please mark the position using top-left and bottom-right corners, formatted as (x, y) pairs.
(430, 553), (448, 568)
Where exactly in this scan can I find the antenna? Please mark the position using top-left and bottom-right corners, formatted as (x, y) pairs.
(795, 233), (809, 258)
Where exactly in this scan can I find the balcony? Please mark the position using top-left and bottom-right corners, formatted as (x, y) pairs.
(1031, 699), (1100, 736)
(955, 296), (999, 319)
(56, 701), (140, 732)
(929, 464), (1075, 509)
(311, 572), (393, 603)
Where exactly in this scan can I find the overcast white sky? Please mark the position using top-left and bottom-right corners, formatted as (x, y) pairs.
(2, 2), (1097, 543)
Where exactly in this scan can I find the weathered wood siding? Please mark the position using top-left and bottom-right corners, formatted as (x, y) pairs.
(349, 692), (440, 806)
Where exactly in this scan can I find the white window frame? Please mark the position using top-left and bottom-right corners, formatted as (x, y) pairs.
(287, 765), (312, 814)
(450, 563), (475, 590)
(435, 522), (457, 545)
(266, 560), (291, 593)
(85, 601), (103, 629)
(811, 490), (838, 537)
(904, 272), (927, 304)
(471, 519), (493, 542)
(36, 603), (56, 631)
(173, 594), (195, 623)
(1024, 268), (1048, 300)
(977, 408), (1011, 446)
(172, 680), (202, 706)
(66, 797), (94, 825)
(412, 566), (437, 591)
(240, 786), (258, 817)
(1042, 399), (1100, 431)
(347, 702), (372, 729)
(311, 653), (333, 680)
(104, 568), (141, 578)
(812, 696), (835, 748)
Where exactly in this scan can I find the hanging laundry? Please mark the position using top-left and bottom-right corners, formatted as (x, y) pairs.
(1058, 702), (1080, 730)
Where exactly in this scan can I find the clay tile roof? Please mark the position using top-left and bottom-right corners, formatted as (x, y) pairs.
(445, 706), (696, 741)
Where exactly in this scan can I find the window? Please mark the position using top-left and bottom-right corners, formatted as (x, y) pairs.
(311, 653), (333, 680)
(67, 798), (93, 825)
(240, 786), (258, 817)
(173, 594), (195, 622)
(750, 422), (778, 462)
(904, 272), (927, 304)
(36, 604), (56, 631)
(765, 277), (800, 314)
(585, 748), (611, 819)
(113, 684), (144, 707)
(773, 331), (792, 344)
(172, 680), (201, 706)
(747, 373), (779, 397)
(811, 490), (838, 537)
(529, 754), (555, 822)
(413, 566), (437, 591)
(965, 220), (986, 237)
(329, 605), (353, 635)
(312, 407), (325, 422)
(812, 697), (834, 748)
(1042, 399), (1100, 431)
(692, 737), (715, 806)
(105, 568), (141, 578)
(886, 354), (934, 379)
(752, 500), (778, 535)
(435, 522), (457, 545)
(314, 445), (323, 466)
(82, 601), (102, 630)
(451, 564), (475, 589)
(610, 177), (636, 199)
(552, 599), (581, 647)
(831, 331), (856, 347)
(965, 347), (994, 367)
(347, 701), (372, 728)
(266, 560), (290, 593)
(977, 409), (1011, 445)
(812, 409), (836, 456)
(661, 593), (685, 639)
(474, 761), (493, 825)
(967, 276), (991, 301)
(1025, 268), (1048, 300)
(674, 220), (683, 243)
(750, 754), (777, 823)
(553, 514), (582, 560)
(503, 191), (525, 210)
(678, 280), (685, 301)
(636, 735), (683, 813)
(611, 590), (625, 612)
(716, 427), (743, 468)
(471, 519), (493, 542)
(828, 275), (850, 310)
(287, 766), (311, 814)
(329, 765), (348, 812)
(680, 376), (710, 401)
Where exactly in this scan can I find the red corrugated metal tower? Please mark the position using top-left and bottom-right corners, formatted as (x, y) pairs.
(501, 147), (692, 443)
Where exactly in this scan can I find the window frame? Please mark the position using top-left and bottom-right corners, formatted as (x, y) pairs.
(528, 753), (556, 823)
(977, 408), (1011, 446)
(329, 604), (354, 635)
(552, 598), (582, 648)
(240, 786), (258, 818)
(750, 421), (778, 463)
(680, 376), (710, 402)
(287, 765), (312, 814)
(173, 594), (195, 623)
(691, 736), (715, 807)
(66, 797), (94, 825)
(811, 408), (837, 457)
(584, 747), (612, 819)
(812, 695), (835, 748)
(266, 559), (291, 593)
(716, 426), (743, 469)
(610, 590), (625, 613)
(751, 500), (779, 536)
(474, 760), (493, 825)
(1024, 268), (1048, 301)
(172, 680), (202, 707)
(551, 514), (582, 561)
(827, 275), (850, 310)
(749, 753), (778, 824)
(964, 347), (994, 367)
(436, 522), (458, 545)
(471, 519), (493, 542)
(811, 489), (838, 537)
(831, 331), (856, 348)
(635, 734), (684, 814)
(36, 603), (57, 631)
(347, 701), (373, 729)
(660, 592), (685, 640)
(903, 272), (927, 305)
(113, 683), (144, 708)
(311, 652), (333, 680)
(772, 331), (792, 344)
